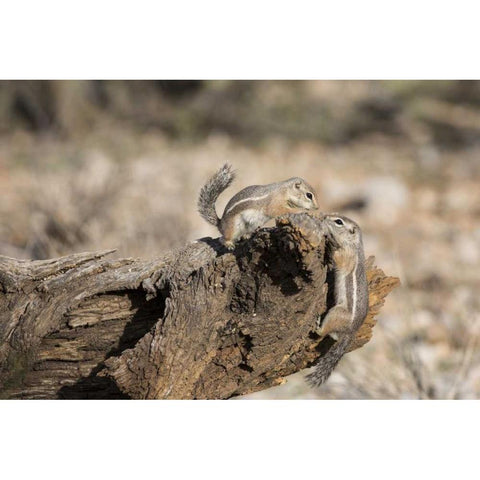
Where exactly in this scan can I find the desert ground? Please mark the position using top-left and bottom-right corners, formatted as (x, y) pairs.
(1, 80), (479, 398)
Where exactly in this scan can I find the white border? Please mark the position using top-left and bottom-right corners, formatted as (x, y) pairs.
(0, 401), (478, 480)
(1, 0), (479, 78)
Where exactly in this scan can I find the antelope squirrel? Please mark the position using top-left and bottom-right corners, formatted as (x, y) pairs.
(307, 214), (369, 387)
(197, 163), (318, 249)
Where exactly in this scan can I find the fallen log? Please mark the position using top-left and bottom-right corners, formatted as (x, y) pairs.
(0, 213), (399, 399)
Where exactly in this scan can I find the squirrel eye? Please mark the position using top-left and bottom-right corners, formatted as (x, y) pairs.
(306, 192), (313, 200)
(334, 218), (344, 226)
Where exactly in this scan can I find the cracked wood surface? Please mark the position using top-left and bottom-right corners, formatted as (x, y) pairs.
(0, 213), (399, 399)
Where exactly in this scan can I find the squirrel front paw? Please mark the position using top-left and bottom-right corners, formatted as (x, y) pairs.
(315, 314), (325, 335)
(223, 240), (235, 250)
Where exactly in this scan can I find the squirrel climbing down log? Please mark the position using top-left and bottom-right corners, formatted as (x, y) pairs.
(307, 214), (369, 387)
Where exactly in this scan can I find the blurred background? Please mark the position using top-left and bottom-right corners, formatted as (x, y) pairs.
(0, 80), (479, 399)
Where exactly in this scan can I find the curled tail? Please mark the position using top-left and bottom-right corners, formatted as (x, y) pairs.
(306, 335), (352, 387)
(197, 163), (236, 227)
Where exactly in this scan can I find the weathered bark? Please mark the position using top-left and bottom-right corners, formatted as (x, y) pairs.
(0, 213), (399, 399)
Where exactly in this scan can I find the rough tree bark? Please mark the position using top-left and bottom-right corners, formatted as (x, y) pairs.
(0, 213), (399, 399)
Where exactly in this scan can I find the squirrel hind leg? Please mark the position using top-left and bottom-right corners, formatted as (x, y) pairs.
(220, 216), (242, 250)
(316, 306), (352, 338)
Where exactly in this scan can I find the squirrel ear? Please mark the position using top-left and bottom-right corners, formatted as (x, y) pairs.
(294, 181), (302, 189)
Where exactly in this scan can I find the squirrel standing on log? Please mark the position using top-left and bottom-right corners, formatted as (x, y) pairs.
(197, 163), (319, 249)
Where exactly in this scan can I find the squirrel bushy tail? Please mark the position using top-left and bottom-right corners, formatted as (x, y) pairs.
(306, 335), (352, 387)
(197, 163), (236, 227)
